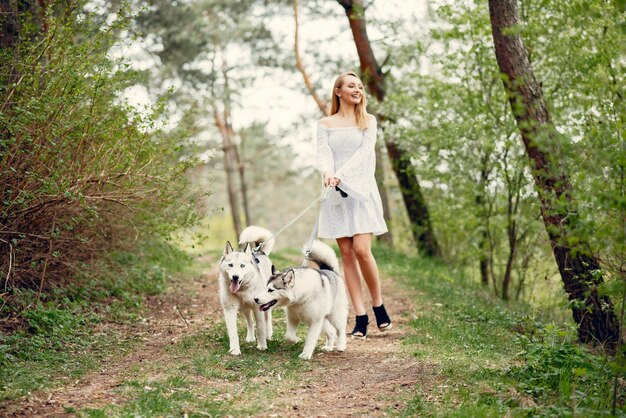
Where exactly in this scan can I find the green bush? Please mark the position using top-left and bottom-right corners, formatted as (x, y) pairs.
(0, 2), (195, 294)
(507, 326), (618, 412)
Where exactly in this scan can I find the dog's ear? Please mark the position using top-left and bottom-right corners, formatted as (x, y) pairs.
(243, 243), (251, 254)
(271, 264), (276, 275)
(282, 269), (295, 288)
(224, 241), (234, 255)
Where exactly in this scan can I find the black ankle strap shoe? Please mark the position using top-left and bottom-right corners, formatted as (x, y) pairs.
(373, 304), (392, 331)
(351, 314), (369, 339)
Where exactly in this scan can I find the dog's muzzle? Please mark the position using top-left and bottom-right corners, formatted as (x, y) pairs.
(255, 299), (277, 312)
(229, 275), (241, 293)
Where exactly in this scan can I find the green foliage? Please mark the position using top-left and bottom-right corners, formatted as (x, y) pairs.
(382, 2), (552, 304)
(508, 332), (614, 410)
(382, 0), (626, 321)
(0, 2), (197, 292)
(514, 0), (626, 270)
(375, 245), (625, 416)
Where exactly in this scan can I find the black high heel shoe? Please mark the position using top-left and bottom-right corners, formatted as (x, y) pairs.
(351, 314), (369, 339)
(373, 304), (392, 331)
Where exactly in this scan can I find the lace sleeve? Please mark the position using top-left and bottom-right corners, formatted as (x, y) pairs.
(315, 123), (334, 175)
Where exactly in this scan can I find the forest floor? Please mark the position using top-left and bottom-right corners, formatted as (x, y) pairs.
(2, 247), (620, 417)
(1, 252), (434, 417)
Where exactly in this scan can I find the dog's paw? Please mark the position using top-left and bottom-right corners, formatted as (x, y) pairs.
(229, 348), (242, 356)
(257, 343), (267, 351)
(298, 351), (312, 360)
(336, 343), (346, 352)
(322, 344), (334, 352)
(286, 335), (301, 344)
(245, 335), (256, 343)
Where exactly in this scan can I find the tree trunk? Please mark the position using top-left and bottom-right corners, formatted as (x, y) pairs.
(221, 58), (251, 227)
(293, 0), (329, 115)
(214, 107), (243, 238)
(231, 130), (251, 227)
(337, 0), (439, 256)
(515, 252), (533, 301)
(479, 229), (490, 287)
(501, 223), (516, 301)
(386, 140), (441, 257)
(501, 150), (522, 301)
(227, 122), (250, 227)
(488, 0), (620, 347)
(476, 155), (491, 286)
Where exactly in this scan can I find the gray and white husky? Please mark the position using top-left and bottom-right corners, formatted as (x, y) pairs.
(218, 226), (275, 356)
(254, 240), (349, 360)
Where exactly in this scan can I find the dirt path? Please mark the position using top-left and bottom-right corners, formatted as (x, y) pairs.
(274, 289), (430, 417)
(1, 255), (431, 417)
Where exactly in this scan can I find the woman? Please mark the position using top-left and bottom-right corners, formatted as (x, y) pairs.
(315, 71), (392, 339)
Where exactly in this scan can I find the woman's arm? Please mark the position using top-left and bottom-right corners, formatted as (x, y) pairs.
(315, 123), (337, 186)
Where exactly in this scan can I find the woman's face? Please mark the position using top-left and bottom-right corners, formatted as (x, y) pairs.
(336, 75), (364, 106)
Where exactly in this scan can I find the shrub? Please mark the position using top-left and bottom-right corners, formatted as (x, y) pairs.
(0, 3), (194, 297)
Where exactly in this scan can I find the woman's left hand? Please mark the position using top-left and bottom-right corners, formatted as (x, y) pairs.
(329, 177), (341, 188)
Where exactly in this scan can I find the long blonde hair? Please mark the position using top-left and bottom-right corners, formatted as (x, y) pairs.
(330, 71), (369, 130)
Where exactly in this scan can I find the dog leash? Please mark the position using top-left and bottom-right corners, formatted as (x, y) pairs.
(302, 185), (350, 265)
(253, 186), (332, 253)
(302, 216), (320, 267)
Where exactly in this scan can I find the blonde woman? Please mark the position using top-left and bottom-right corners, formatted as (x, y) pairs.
(315, 71), (392, 339)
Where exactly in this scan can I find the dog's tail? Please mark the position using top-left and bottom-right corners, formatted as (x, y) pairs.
(239, 225), (274, 254)
(305, 240), (340, 273)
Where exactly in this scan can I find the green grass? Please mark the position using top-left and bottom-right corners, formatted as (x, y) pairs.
(0, 238), (192, 404)
(374, 245), (625, 417)
(80, 376), (233, 418)
(2, 236), (624, 417)
(81, 309), (312, 417)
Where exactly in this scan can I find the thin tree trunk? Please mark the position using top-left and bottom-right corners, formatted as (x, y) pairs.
(221, 58), (251, 227)
(293, 0), (328, 116)
(214, 107), (242, 238)
(485, 182), (499, 297)
(228, 123), (250, 227)
(337, 0), (439, 255)
(501, 149), (522, 301)
(515, 252), (533, 301)
(502, 225), (516, 301)
(488, 0), (620, 347)
(231, 130), (250, 226)
(477, 154), (491, 286)
(479, 228), (489, 286)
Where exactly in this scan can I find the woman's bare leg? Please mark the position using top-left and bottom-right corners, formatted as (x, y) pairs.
(352, 233), (383, 307)
(337, 237), (366, 316)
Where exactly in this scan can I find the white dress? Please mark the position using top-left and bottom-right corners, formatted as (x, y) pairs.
(315, 116), (388, 239)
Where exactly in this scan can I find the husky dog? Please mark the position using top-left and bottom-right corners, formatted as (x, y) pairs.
(218, 226), (275, 355)
(254, 240), (348, 360)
